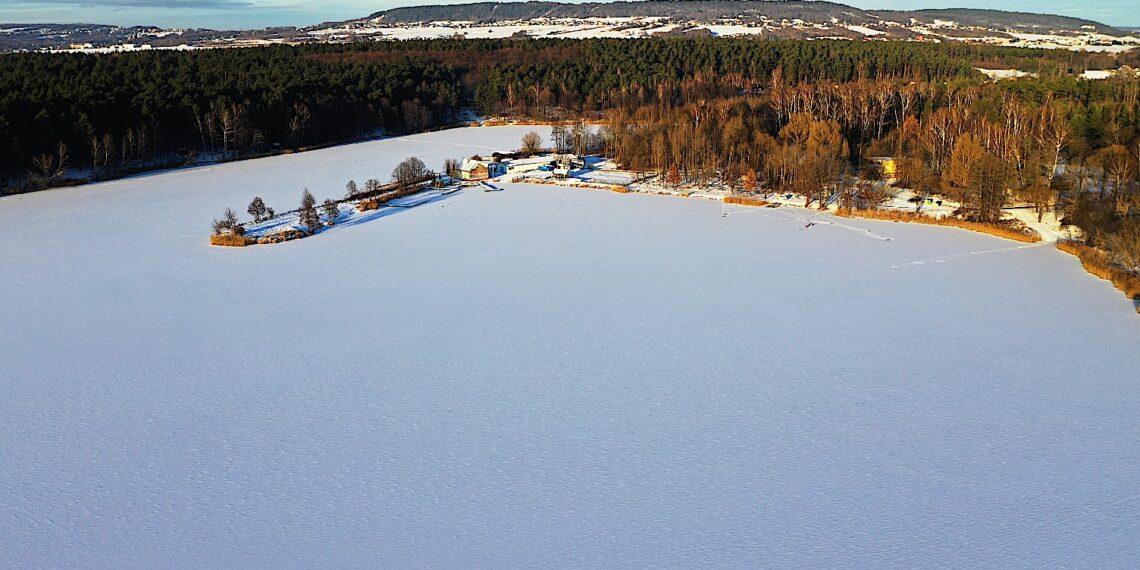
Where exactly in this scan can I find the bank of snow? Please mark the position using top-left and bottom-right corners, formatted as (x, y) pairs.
(2, 127), (1139, 568)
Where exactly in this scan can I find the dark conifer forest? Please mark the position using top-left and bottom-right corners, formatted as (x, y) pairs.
(2, 39), (1137, 244)
(3, 38), (1133, 187)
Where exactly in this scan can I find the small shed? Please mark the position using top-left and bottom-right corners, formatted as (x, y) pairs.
(460, 158), (489, 181)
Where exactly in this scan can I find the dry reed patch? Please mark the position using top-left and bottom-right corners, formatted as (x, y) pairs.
(724, 196), (770, 207)
(210, 234), (256, 247)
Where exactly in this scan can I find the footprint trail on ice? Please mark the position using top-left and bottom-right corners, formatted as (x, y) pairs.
(722, 203), (892, 241)
(892, 242), (1047, 269)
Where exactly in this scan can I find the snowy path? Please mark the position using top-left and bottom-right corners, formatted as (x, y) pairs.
(1005, 206), (1069, 243)
(2, 127), (1139, 569)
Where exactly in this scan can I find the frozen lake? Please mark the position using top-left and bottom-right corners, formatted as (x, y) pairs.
(2, 127), (1139, 568)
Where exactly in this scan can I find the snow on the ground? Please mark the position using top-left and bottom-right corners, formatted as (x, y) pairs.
(976, 67), (1036, 80)
(575, 169), (637, 185)
(846, 24), (884, 36)
(307, 21), (1139, 50)
(318, 20), (676, 40)
(642, 23), (680, 35)
(2, 127), (1140, 568)
(1004, 206), (1075, 243)
(699, 24), (766, 37)
(999, 32), (1138, 52)
(880, 189), (959, 217)
(1080, 69), (1115, 80)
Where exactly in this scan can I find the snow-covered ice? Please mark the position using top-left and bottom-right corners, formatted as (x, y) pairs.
(1, 127), (1139, 568)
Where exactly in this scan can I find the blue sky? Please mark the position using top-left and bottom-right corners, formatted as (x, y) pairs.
(1, 0), (1136, 30)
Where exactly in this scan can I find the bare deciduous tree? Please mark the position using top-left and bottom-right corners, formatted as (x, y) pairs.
(505, 83), (517, 115)
(286, 102), (311, 148)
(571, 123), (589, 156)
(392, 156), (429, 191)
(443, 158), (460, 179)
(520, 131), (543, 155)
(88, 135), (104, 179)
(28, 142), (69, 189)
(212, 207), (242, 235)
(551, 125), (570, 154)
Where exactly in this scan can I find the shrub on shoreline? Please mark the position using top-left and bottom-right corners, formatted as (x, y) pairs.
(356, 199), (380, 212)
(1057, 240), (1140, 312)
(257, 229), (305, 244)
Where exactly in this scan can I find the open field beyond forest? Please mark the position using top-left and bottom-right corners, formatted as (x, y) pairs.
(1, 126), (1139, 568)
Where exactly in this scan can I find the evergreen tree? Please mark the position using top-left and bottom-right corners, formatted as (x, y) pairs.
(322, 199), (341, 226)
(298, 188), (320, 234)
(247, 196), (268, 222)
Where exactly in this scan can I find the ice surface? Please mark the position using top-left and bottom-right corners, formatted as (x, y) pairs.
(2, 127), (1139, 568)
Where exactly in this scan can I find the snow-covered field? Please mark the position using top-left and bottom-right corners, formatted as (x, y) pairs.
(976, 67), (1036, 80)
(311, 19), (676, 40)
(2, 127), (1139, 568)
(306, 20), (1138, 52)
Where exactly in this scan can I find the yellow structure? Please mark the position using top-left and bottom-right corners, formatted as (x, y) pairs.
(869, 157), (898, 182)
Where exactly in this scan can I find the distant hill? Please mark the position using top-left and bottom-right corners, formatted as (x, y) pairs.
(0, 23), (304, 51)
(875, 8), (1116, 33)
(0, 24), (159, 51)
(2, 0), (1130, 52)
(363, 0), (1123, 35)
(368, 1), (879, 24)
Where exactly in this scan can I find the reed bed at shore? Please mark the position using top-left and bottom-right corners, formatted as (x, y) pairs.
(1056, 240), (1140, 312)
(836, 209), (1041, 243)
(724, 196), (771, 207)
(209, 234), (256, 247)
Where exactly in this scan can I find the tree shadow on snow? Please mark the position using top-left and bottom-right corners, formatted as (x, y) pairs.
(332, 190), (458, 232)
(239, 189), (460, 244)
